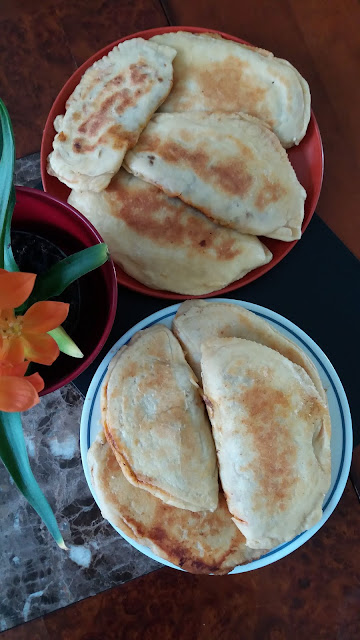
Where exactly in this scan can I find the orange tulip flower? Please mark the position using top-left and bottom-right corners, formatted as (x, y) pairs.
(0, 269), (69, 366)
(0, 269), (69, 412)
(0, 360), (44, 412)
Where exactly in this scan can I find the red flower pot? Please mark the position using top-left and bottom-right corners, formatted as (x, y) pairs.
(12, 186), (118, 395)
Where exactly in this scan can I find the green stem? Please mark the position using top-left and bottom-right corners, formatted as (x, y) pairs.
(0, 99), (18, 271)
(0, 411), (67, 549)
(3, 184), (18, 271)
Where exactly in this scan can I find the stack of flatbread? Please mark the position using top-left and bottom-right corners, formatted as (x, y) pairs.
(88, 301), (331, 574)
(48, 32), (311, 295)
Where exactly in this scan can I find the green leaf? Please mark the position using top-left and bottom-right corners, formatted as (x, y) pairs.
(25, 243), (109, 307)
(3, 184), (18, 272)
(0, 410), (67, 549)
(49, 326), (84, 358)
(0, 99), (18, 271)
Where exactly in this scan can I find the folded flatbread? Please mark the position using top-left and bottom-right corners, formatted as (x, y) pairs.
(68, 170), (272, 295)
(102, 325), (218, 512)
(124, 112), (306, 240)
(88, 432), (265, 574)
(47, 38), (176, 191)
(150, 31), (310, 148)
(173, 300), (326, 400)
(201, 338), (331, 549)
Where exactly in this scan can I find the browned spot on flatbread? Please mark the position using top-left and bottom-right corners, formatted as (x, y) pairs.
(129, 62), (149, 85)
(176, 56), (272, 124)
(140, 138), (253, 198)
(149, 526), (167, 543)
(255, 176), (286, 210)
(136, 133), (162, 152)
(232, 137), (256, 159)
(101, 124), (136, 150)
(73, 139), (83, 152)
(115, 88), (133, 114)
(120, 360), (137, 379)
(78, 94), (118, 137)
(217, 237), (243, 260)
(147, 495), (243, 574)
(160, 140), (208, 168)
(57, 131), (67, 142)
(109, 73), (124, 86)
(72, 124), (133, 154)
(94, 439), (258, 574)
(72, 68), (155, 150)
(107, 177), (241, 261)
(214, 160), (253, 196)
(241, 380), (297, 512)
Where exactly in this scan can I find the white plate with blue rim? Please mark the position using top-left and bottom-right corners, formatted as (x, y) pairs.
(80, 299), (353, 574)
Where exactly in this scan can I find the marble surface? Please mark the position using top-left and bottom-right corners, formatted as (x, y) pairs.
(0, 156), (159, 632)
(0, 384), (159, 632)
(14, 152), (42, 189)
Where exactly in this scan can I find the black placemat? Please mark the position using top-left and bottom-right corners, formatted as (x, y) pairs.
(74, 215), (360, 447)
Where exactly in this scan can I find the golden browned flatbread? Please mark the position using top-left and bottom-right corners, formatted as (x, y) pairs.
(102, 325), (219, 512)
(151, 31), (310, 148)
(68, 169), (272, 295)
(172, 300), (326, 401)
(88, 432), (265, 574)
(201, 338), (331, 550)
(47, 38), (176, 191)
(124, 111), (306, 241)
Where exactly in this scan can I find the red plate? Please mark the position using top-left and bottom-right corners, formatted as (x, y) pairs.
(41, 26), (324, 300)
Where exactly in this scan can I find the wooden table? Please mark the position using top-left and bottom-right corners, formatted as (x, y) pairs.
(1, 1), (359, 638)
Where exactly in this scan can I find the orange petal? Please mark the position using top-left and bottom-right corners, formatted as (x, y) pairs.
(0, 376), (39, 412)
(22, 301), (69, 333)
(22, 332), (59, 365)
(0, 270), (36, 310)
(11, 361), (29, 377)
(26, 372), (45, 393)
(0, 308), (15, 322)
(0, 361), (28, 377)
(2, 336), (25, 364)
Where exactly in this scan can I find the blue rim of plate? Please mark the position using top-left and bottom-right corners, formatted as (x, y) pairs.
(80, 299), (353, 573)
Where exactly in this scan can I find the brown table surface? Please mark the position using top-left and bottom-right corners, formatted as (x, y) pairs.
(1, 0), (359, 638)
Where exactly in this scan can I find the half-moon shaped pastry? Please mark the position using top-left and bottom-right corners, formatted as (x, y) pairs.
(124, 111), (306, 241)
(88, 432), (265, 574)
(102, 325), (218, 512)
(47, 38), (176, 191)
(68, 169), (272, 295)
(172, 300), (326, 400)
(151, 31), (310, 148)
(201, 338), (331, 549)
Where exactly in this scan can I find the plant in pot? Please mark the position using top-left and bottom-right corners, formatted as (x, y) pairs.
(0, 99), (116, 547)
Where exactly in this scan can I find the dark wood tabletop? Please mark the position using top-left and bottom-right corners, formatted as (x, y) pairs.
(1, 1), (359, 638)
